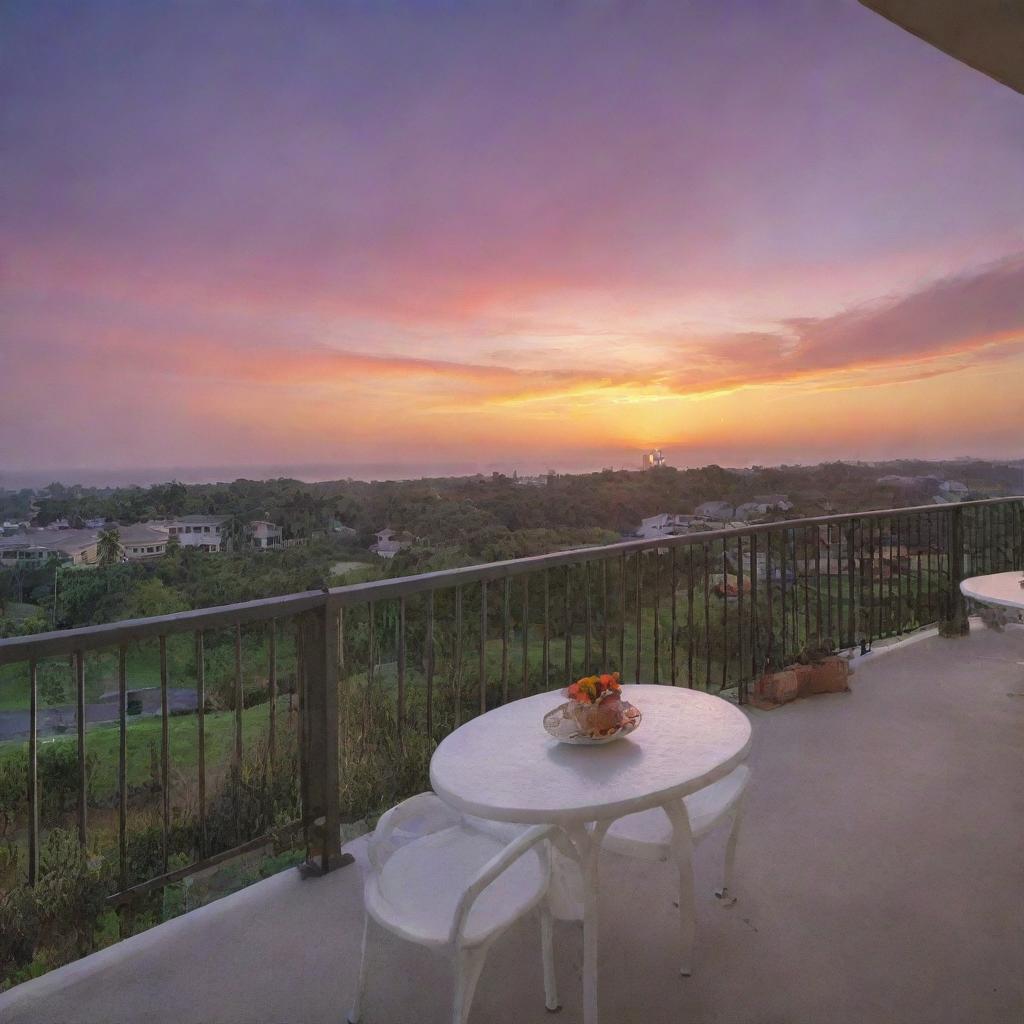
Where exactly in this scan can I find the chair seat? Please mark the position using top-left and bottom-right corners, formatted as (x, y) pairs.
(366, 823), (548, 948)
(603, 765), (750, 861)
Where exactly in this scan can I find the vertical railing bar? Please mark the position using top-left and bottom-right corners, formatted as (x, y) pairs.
(28, 659), (39, 886)
(921, 516), (929, 626)
(399, 595), (408, 733)
(846, 521), (857, 649)
(117, 646), (127, 890)
(584, 561), (593, 675)
(75, 649), (87, 848)
(802, 527), (810, 653)
(159, 636), (170, 872)
(736, 535), (745, 702)
(766, 534), (775, 666)
(926, 513), (933, 624)
(670, 546), (679, 685)
(521, 576), (530, 698)
(856, 519), (865, 647)
(635, 551), (643, 684)
(454, 586), (464, 726)
(896, 516), (904, 634)
(477, 583), (486, 716)
(750, 533), (759, 683)
(814, 524), (822, 648)
(425, 592), (435, 737)
(564, 565), (573, 682)
(618, 554), (626, 674)
(687, 545), (695, 688)
(232, 625), (243, 764)
(601, 559), (609, 670)
(652, 549), (661, 685)
(267, 620), (277, 776)
(196, 630), (207, 860)
(233, 625), (243, 845)
(720, 544), (728, 693)
(782, 528), (790, 663)
(824, 523), (832, 647)
(542, 570), (550, 688)
(295, 622), (308, 847)
(501, 577), (510, 704)
(703, 543), (711, 690)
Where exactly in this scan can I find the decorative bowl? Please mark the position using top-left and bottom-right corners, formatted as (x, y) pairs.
(543, 700), (642, 745)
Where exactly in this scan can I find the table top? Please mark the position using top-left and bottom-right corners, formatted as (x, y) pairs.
(960, 571), (1024, 611)
(430, 684), (752, 826)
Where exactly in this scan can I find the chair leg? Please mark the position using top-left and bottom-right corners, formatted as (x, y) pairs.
(663, 802), (696, 977)
(347, 914), (372, 1024)
(715, 797), (747, 904)
(540, 902), (560, 1012)
(452, 945), (488, 1024)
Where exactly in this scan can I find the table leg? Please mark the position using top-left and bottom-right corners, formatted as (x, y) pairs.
(662, 801), (696, 976)
(562, 822), (611, 1024)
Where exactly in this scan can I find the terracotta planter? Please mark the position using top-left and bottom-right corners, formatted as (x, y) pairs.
(753, 657), (850, 708)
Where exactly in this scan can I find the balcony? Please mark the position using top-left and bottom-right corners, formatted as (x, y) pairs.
(1, 624), (1021, 1023)
(0, 499), (1021, 1021)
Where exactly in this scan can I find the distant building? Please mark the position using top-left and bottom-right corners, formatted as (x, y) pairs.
(371, 528), (413, 559)
(635, 513), (701, 539)
(166, 515), (229, 552)
(0, 528), (98, 566)
(752, 494), (793, 512)
(939, 480), (968, 495)
(249, 520), (283, 550)
(694, 500), (735, 521)
(734, 501), (771, 522)
(119, 524), (170, 561)
(641, 449), (666, 470)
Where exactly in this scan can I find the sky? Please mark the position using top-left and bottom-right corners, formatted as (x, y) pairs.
(2, 0), (1023, 484)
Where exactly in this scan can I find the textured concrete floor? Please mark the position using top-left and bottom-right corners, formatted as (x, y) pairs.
(3, 626), (1022, 1024)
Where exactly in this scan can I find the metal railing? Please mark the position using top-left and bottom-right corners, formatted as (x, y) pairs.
(0, 496), (1021, 910)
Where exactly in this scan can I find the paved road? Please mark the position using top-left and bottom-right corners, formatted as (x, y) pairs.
(0, 687), (199, 742)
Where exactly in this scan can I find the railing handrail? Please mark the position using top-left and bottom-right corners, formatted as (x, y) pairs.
(1, 494), (1020, 665)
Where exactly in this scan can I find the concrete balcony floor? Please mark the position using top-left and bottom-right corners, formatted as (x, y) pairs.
(3, 626), (1022, 1024)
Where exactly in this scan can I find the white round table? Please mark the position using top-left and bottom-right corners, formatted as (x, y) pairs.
(960, 571), (1024, 612)
(430, 684), (752, 1024)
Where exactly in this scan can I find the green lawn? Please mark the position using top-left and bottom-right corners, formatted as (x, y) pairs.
(0, 699), (291, 798)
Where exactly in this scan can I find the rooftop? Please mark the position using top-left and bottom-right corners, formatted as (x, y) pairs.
(4, 625), (1020, 1024)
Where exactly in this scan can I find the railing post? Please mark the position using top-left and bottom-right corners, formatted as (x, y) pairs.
(940, 505), (969, 638)
(298, 599), (351, 876)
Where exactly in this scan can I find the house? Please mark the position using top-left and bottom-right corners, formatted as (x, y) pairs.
(734, 501), (771, 522)
(166, 515), (229, 552)
(0, 529), (99, 566)
(635, 513), (701, 539)
(752, 494), (793, 512)
(937, 480), (969, 500)
(370, 528), (413, 559)
(694, 500), (735, 521)
(118, 524), (170, 561)
(249, 520), (283, 549)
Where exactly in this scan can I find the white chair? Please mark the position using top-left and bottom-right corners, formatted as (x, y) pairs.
(348, 792), (560, 1024)
(601, 764), (751, 975)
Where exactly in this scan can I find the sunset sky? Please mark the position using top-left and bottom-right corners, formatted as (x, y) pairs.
(2, 1), (1023, 483)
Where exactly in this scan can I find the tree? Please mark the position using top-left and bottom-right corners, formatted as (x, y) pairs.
(122, 579), (188, 619)
(96, 528), (122, 566)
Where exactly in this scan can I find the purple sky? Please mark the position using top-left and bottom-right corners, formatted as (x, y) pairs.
(2, 1), (1022, 482)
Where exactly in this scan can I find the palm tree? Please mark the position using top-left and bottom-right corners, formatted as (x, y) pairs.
(97, 528), (122, 566)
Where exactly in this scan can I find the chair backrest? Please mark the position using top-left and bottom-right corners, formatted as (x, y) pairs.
(367, 791), (464, 875)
